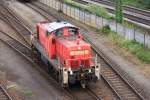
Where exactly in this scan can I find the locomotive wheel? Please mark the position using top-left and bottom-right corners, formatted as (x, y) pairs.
(47, 62), (51, 74)
(58, 70), (63, 87)
(81, 80), (86, 88)
(31, 46), (41, 62)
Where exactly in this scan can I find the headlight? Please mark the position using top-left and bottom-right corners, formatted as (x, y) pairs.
(96, 68), (99, 71)
(89, 69), (91, 73)
(70, 71), (73, 75)
(70, 50), (89, 56)
(64, 71), (68, 74)
(81, 73), (84, 77)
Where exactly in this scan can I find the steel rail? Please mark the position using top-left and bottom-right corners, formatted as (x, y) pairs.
(0, 85), (13, 100)
(86, 86), (102, 100)
(65, 87), (101, 100)
(25, 3), (54, 21)
(91, 0), (150, 17)
(74, 0), (150, 26)
(66, 88), (99, 100)
(81, 0), (150, 17)
(0, 4), (32, 46)
(0, 30), (31, 52)
(100, 75), (122, 99)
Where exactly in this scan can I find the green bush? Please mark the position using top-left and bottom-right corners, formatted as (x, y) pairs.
(121, 40), (150, 63)
(101, 25), (111, 34)
(110, 0), (150, 10)
(108, 32), (150, 63)
(64, 0), (113, 19)
(86, 4), (110, 19)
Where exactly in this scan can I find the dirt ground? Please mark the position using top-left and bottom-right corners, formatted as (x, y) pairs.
(8, 0), (45, 32)
(0, 40), (72, 100)
(4, 0), (150, 99)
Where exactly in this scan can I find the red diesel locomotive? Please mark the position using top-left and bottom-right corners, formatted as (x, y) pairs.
(31, 21), (100, 88)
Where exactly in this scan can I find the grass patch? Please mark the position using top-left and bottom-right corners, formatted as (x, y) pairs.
(123, 21), (135, 29)
(64, 0), (113, 19)
(100, 25), (111, 34)
(22, 89), (33, 97)
(101, 26), (150, 64)
(110, 0), (150, 10)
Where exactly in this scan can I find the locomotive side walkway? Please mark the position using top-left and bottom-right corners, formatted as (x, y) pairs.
(32, 1), (150, 99)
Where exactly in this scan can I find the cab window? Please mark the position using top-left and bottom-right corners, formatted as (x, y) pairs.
(68, 27), (78, 35)
(54, 29), (63, 37)
(46, 30), (50, 36)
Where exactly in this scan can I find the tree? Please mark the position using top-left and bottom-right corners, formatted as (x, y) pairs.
(140, 0), (150, 9)
(115, 0), (123, 23)
(146, 0), (150, 9)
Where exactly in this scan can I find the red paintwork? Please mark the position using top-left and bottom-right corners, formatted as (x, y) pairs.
(36, 21), (92, 69)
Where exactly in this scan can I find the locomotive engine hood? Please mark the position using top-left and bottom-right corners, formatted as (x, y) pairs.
(58, 36), (91, 56)
(57, 36), (92, 69)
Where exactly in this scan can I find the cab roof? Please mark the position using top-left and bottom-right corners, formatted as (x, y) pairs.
(43, 21), (77, 33)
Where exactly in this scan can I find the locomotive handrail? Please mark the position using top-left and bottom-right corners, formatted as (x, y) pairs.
(65, 56), (100, 67)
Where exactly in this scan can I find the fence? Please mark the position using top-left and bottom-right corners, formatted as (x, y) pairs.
(39, 0), (150, 49)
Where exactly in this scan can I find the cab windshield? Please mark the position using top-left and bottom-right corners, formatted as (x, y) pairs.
(68, 27), (78, 35)
(54, 28), (63, 37)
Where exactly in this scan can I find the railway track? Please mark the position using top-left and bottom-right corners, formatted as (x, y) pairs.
(28, 2), (145, 99)
(74, 0), (150, 26)
(83, 34), (144, 100)
(0, 4), (32, 46)
(66, 87), (101, 100)
(91, 0), (150, 17)
(0, 85), (12, 100)
(25, 3), (57, 21)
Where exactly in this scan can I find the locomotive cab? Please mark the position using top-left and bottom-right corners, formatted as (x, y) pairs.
(32, 21), (100, 88)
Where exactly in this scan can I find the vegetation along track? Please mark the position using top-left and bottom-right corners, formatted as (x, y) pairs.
(83, 34), (144, 100)
(0, 85), (12, 100)
(74, 0), (150, 26)
(0, 4), (32, 46)
(29, 2), (146, 99)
